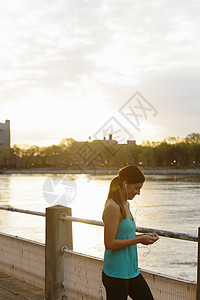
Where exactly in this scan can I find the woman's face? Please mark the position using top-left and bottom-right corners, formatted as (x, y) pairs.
(126, 182), (144, 200)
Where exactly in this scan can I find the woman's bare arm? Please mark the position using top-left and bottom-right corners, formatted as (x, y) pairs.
(103, 202), (158, 250)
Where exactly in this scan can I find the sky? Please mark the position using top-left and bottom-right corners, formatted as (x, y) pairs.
(0, 0), (199, 147)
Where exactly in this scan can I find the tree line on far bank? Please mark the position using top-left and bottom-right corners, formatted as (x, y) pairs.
(0, 133), (200, 170)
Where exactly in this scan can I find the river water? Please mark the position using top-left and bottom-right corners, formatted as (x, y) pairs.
(0, 172), (199, 281)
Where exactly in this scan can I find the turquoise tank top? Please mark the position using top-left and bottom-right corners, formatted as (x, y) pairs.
(103, 207), (140, 279)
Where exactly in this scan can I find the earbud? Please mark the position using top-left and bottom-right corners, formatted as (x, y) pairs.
(124, 183), (128, 199)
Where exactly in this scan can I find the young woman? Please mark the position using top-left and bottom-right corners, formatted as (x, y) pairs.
(102, 165), (159, 300)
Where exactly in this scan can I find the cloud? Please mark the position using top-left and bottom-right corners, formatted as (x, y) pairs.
(0, 0), (199, 145)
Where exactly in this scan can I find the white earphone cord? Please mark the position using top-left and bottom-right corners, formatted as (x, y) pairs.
(125, 185), (159, 257)
(132, 197), (160, 257)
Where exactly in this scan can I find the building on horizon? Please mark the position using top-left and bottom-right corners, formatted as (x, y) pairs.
(92, 134), (136, 145)
(92, 134), (118, 145)
(104, 134), (118, 144)
(127, 140), (136, 144)
(0, 120), (10, 147)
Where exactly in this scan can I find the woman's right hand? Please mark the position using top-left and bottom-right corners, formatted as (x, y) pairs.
(139, 233), (159, 245)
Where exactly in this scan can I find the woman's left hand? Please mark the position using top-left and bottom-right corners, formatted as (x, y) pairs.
(147, 233), (159, 242)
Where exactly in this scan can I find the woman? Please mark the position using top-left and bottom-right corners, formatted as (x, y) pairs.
(102, 165), (159, 300)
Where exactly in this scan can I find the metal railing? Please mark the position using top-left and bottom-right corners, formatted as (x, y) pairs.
(60, 214), (198, 242)
(0, 205), (197, 242)
(0, 205), (200, 300)
(0, 205), (45, 217)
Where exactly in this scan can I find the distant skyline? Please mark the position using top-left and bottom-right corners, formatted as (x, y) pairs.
(0, 0), (199, 147)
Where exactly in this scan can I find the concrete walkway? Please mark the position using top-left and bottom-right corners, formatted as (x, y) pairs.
(0, 272), (44, 300)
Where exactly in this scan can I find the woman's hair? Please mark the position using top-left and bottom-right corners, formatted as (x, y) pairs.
(103, 165), (145, 220)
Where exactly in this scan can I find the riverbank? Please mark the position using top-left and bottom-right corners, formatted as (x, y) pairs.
(1, 168), (200, 175)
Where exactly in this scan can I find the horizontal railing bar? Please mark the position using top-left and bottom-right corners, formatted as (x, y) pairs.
(0, 206), (197, 242)
(60, 215), (198, 242)
(136, 226), (198, 242)
(60, 214), (103, 226)
(0, 206), (45, 217)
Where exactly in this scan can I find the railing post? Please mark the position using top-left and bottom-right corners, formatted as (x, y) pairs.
(45, 205), (73, 300)
(197, 227), (200, 300)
